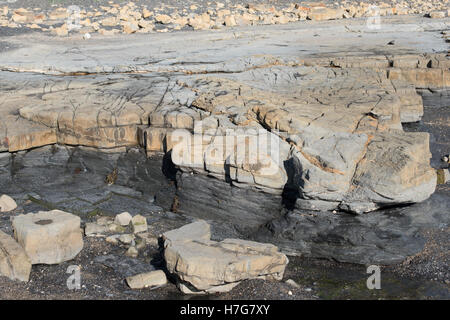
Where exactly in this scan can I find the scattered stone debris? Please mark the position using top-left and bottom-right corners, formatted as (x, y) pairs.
(285, 279), (300, 288)
(12, 210), (83, 264)
(126, 270), (167, 289)
(0, 1), (448, 36)
(0, 194), (17, 212)
(85, 222), (109, 236)
(0, 230), (31, 282)
(118, 233), (134, 245)
(162, 220), (289, 294)
(125, 246), (139, 258)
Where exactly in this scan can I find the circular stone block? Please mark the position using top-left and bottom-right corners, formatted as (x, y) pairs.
(12, 210), (83, 264)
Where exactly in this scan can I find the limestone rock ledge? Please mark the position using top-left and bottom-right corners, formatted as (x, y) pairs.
(162, 221), (288, 294)
(0, 53), (446, 213)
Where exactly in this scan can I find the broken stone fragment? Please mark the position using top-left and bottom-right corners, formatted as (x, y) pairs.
(85, 222), (108, 236)
(131, 214), (147, 234)
(106, 234), (120, 244)
(118, 233), (134, 245)
(52, 24), (68, 36)
(163, 220), (288, 294)
(436, 169), (450, 184)
(12, 210), (83, 264)
(125, 246), (139, 258)
(0, 230), (32, 282)
(126, 270), (167, 289)
(0, 194), (17, 212)
(114, 212), (132, 226)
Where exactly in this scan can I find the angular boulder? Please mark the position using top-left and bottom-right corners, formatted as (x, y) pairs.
(162, 220), (289, 294)
(12, 210), (83, 264)
(0, 194), (17, 212)
(0, 230), (32, 281)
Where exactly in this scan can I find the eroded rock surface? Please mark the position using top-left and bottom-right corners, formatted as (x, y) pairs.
(163, 220), (289, 293)
(0, 16), (448, 265)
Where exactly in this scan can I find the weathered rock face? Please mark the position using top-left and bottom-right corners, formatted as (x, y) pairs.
(12, 210), (83, 264)
(163, 221), (289, 294)
(0, 230), (32, 282)
(164, 66), (436, 214)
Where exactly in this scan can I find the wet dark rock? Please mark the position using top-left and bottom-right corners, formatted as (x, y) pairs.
(94, 254), (155, 278)
(252, 190), (450, 265)
(175, 172), (284, 234)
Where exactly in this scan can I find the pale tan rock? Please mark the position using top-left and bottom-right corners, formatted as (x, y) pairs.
(224, 15), (237, 26)
(126, 270), (167, 289)
(101, 16), (117, 27)
(33, 13), (46, 23)
(98, 28), (119, 35)
(308, 7), (344, 21)
(0, 194), (17, 212)
(428, 11), (446, 19)
(108, 223), (126, 233)
(125, 246), (138, 257)
(122, 21), (139, 34)
(12, 210), (83, 264)
(105, 234), (120, 244)
(12, 9), (35, 24)
(163, 221), (288, 293)
(84, 223), (108, 236)
(163, 220), (211, 244)
(155, 14), (172, 24)
(138, 19), (153, 29)
(119, 234), (135, 244)
(188, 13), (211, 30)
(142, 8), (153, 18)
(114, 212), (132, 226)
(136, 232), (158, 247)
(0, 230), (32, 282)
(217, 9), (231, 18)
(52, 24), (68, 36)
(28, 23), (41, 29)
(171, 16), (188, 27)
(48, 8), (68, 20)
(131, 215), (147, 234)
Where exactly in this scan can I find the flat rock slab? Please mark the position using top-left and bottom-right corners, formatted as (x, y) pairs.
(0, 230), (31, 282)
(12, 210), (83, 264)
(163, 220), (288, 294)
